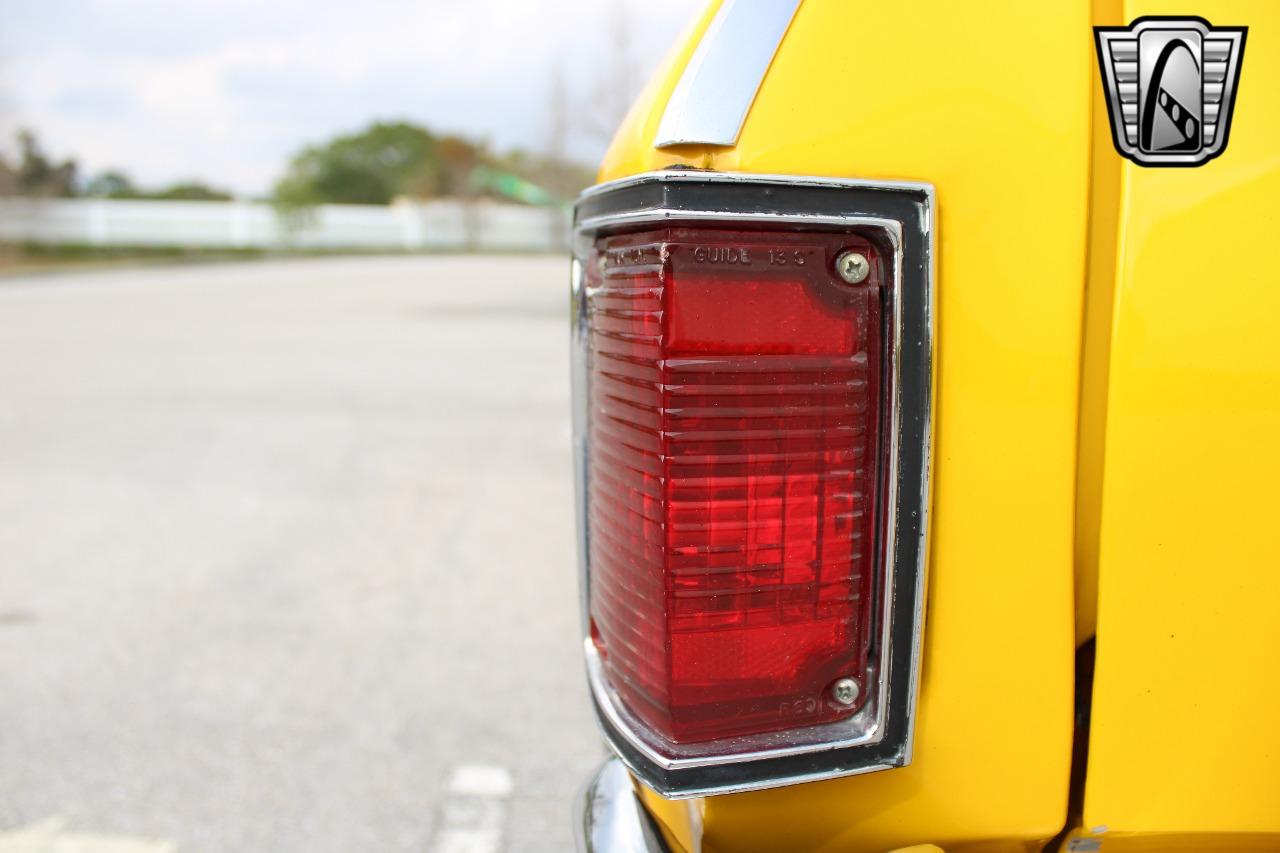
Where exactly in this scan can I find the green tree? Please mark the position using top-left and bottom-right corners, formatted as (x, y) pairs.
(86, 171), (232, 201)
(271, 119), (591, 209)
(273, 121), (443, 206)
(0, 130), (78, 197)
(151, 182), (233, 201)
(85, 170), (139, 198)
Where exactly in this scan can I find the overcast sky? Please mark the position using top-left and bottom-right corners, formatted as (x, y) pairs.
(0, 0), (699, 196)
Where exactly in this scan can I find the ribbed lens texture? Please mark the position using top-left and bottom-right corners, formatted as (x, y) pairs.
(587, 228), (882, 744)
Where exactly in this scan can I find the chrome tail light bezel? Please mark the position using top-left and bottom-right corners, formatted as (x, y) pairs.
(570, 171), (934, 797)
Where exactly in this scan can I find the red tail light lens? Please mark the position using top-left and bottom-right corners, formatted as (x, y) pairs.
(572, 171), (932, 797)
(586, 228), (884, 744)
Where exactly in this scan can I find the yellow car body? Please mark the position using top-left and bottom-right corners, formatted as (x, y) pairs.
(578, 1), (1280, 850)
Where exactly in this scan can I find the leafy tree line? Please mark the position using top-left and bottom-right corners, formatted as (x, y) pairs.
(1, 122), (592, 208)
(0, 131), (79, 198)
(0, 130), (232, 201)
(84, 171), (233, 201)
(272, 120), (592, 207)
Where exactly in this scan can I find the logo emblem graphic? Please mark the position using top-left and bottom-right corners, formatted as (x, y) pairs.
(1095, 17), (1246, 166)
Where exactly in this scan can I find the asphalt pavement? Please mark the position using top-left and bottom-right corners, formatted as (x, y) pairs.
(0, 256), (603, 853)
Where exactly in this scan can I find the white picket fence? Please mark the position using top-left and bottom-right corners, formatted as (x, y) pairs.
(0, 197), (571, 252)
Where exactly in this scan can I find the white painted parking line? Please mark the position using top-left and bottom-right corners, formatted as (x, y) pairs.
(0, 818), (176, 853)
(448, 764), (515, 799)
(430, 764), (514, 853)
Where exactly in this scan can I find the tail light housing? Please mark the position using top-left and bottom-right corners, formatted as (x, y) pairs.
(571, 172), (933, 797)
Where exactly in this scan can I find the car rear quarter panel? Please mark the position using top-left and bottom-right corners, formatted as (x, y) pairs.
(1074, 1), (1280, 848)
(600, 1), (1090, 849)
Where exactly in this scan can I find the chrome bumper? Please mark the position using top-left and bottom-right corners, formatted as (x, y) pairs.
(574, 759), (676, 853)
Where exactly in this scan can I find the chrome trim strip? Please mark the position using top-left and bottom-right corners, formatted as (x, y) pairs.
(571, 170), (934, 798)
(574, 759), (677, 853)
(653, 0), (802, 148)
(576, 168), (935, 200)
(576, 209), (903, 238)
(570, 256), (591, 638)
(903, 177), (936, 769)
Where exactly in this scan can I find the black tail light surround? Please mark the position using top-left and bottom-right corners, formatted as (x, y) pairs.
(570, 171), (933, 797)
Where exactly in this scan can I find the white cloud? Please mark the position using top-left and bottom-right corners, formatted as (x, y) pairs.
(0, 0), (702, 195)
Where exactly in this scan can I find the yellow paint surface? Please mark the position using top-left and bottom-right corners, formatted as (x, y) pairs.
(602, 0), (1089, 849)
(1082, 0), (1280, 842)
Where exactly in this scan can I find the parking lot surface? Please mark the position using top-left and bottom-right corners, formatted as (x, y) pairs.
(0, 256), (602, 853)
